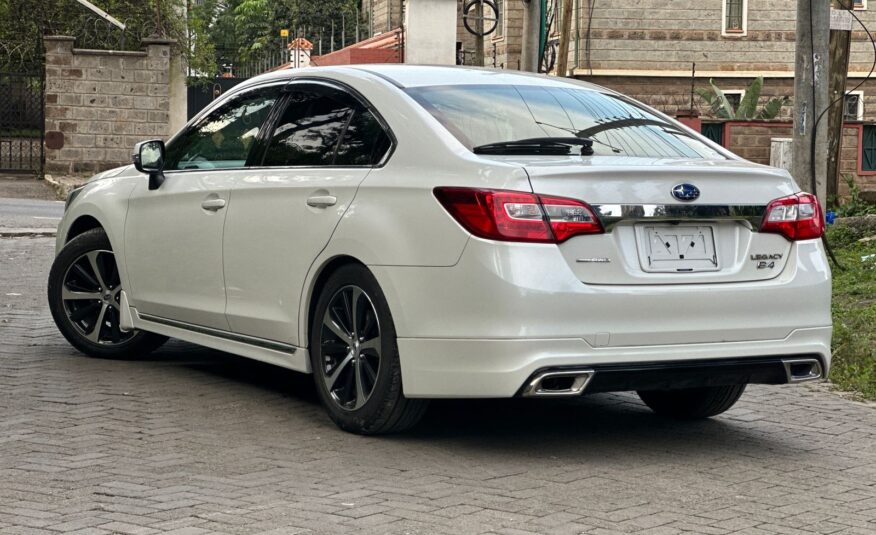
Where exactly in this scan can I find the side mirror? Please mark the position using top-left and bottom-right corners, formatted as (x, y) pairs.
(133, 139), (166, 190)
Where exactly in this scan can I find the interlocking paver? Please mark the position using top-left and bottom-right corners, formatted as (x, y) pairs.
(2, 237), (876, 534)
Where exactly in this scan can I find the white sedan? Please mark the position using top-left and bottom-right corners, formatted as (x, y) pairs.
(49, 65), (832, 434)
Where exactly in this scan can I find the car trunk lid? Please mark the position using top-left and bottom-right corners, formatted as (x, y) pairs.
(515, 156), (800, 285)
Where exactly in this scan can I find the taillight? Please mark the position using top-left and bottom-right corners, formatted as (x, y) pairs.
(760, 192), (824, 241)
(433, 187), (602, 243)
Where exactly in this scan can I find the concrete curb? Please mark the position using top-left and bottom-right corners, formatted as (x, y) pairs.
(43, 174), (87, 201)
(0, 228), (57, 238)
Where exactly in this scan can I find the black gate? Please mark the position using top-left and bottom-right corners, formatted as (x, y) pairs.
(0, 72), (44, 174)
(187, 77), (249, 120)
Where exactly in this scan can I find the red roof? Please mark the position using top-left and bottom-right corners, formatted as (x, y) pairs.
(287, 38), (313, 50)
(310, 28), (403, 67)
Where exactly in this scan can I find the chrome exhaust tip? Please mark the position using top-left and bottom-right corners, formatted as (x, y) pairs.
(521, 369), (595, 397)
(782, 358), (824, 383)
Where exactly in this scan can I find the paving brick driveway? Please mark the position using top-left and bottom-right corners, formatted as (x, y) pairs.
(1, 237), (875, 535)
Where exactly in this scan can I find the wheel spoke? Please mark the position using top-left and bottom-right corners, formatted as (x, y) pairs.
(359, 335), (381, 354)
(350, 287), (363, 340)
(86, 303), (108, 342)
(72, 263), (99, 288)
(323, 312), (352, 344)
(62, 286), (101, 301)
(353, 360), (368, 409)
(86, 251), (108, 290)
(324, 352), (354, 392)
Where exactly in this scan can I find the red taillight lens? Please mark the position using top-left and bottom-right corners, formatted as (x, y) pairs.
(434, 187), (603, 243)
(760, 192), (824, 241)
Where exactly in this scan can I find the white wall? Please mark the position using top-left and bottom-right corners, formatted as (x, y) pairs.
(404, 0), (456, 65)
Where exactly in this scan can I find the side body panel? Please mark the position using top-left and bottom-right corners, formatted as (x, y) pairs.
(124, 170), (237, 330)
(223, 168), (369, 345)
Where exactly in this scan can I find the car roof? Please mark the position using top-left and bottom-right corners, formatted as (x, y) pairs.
(235, 64), (606, 92)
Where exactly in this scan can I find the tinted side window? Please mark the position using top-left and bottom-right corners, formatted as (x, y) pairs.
(263, 91), (354, 167)
(165, 86), (279, 170)
(335, 109), (392, 166)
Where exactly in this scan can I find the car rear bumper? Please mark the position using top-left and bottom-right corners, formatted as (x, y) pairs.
(371, 236), (832, 398)
(396, 328), (831, 397)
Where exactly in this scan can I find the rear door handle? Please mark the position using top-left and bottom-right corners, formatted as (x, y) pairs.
(306, 195), (337, 208)
(201, 198), (226, 211)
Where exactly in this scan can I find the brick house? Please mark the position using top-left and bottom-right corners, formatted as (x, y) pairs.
(568, 0), (876, 198)
(360, 0), (876, 198)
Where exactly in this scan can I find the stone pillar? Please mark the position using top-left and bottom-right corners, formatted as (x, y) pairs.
(43, 36), (174, 176)
(405, 0), (456, 65)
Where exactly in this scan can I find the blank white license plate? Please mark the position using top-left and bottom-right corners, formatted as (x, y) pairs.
(640, 225), (719, 272)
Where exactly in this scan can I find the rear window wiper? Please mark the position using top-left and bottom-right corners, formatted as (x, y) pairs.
(472, 137), (595, 156)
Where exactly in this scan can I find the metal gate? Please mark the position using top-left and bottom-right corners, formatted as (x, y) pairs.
(0, 71), (44, 175)
(187, 77), (248, 120)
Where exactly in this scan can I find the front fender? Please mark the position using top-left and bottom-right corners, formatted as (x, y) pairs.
(56, 176), (138, 297)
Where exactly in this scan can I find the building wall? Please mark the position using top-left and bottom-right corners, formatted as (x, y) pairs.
(585, 75), (876, 125)
(572, 1), (876, 74)
(487, 0), (523, 70)
(406, 0), (457, 64)
(707, 122), (873, 197)
(43, 36), (175, 176)
(364, 0), (404, 36)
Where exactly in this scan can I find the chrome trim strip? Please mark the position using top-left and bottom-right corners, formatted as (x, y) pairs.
(137, 313), (297, 354)
(591, 204), (767, 231)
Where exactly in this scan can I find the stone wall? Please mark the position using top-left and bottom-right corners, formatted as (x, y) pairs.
(43, 36), (175, 176)
(725, 123), (792, 164)
(582, 75), (876, 124)
(573, 0), (876, 73)
(723, 122), (872, 196)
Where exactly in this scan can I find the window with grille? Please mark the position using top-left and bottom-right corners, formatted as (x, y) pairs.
(862, 125), (876, 171)
(844, 93), (864, 121)
(724, 92), (743, 111)
(724, 0), (746, 34)
(701, 123), (725, 146)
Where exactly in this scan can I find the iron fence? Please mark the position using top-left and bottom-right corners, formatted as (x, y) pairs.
(0, 71), (44, 174)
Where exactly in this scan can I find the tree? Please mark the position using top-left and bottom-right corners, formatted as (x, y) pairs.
(0, 0), (190, 70)
(696, 77), (790, 120)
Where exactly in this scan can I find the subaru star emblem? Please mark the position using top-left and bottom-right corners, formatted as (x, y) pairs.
(671, 183), (700, 202)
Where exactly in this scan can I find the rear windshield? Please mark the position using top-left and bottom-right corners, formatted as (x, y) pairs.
(406, 84), (725, 160)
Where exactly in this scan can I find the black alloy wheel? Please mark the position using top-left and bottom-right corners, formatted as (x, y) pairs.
(48, 228), (167, 358)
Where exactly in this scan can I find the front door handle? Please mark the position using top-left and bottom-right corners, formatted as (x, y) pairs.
(306, 195), (337, 208)
(201, 198), (226, 211)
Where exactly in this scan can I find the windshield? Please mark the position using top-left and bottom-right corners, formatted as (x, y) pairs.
(406, 84), (725, 159)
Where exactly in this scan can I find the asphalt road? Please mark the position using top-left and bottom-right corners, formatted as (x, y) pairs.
(0, 196), (64, 230)
(1, 237), (875, 535)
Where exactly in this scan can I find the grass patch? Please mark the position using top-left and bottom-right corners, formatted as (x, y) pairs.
(827, 224), (876, 400)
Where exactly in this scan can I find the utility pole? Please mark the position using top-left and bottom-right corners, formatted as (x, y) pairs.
(556, 0), (574, 76)
(521, 0), (540, 72)
(474, 0), (485, 67)
(827, 4), (852, 202)
(792, 0), (831, 204)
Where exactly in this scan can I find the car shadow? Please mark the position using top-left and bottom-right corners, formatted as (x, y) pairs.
(124, 340), (799, 461)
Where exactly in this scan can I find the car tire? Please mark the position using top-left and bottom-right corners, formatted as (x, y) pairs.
(637, 384), (746, 419)
(310, 264), (428, 435)
(48, 228), (167, 359)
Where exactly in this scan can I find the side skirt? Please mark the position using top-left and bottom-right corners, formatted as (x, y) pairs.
(131, 307), (311, 373)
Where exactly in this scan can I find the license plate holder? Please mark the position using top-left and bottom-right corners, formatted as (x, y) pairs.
(638, 225), (719, 273)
